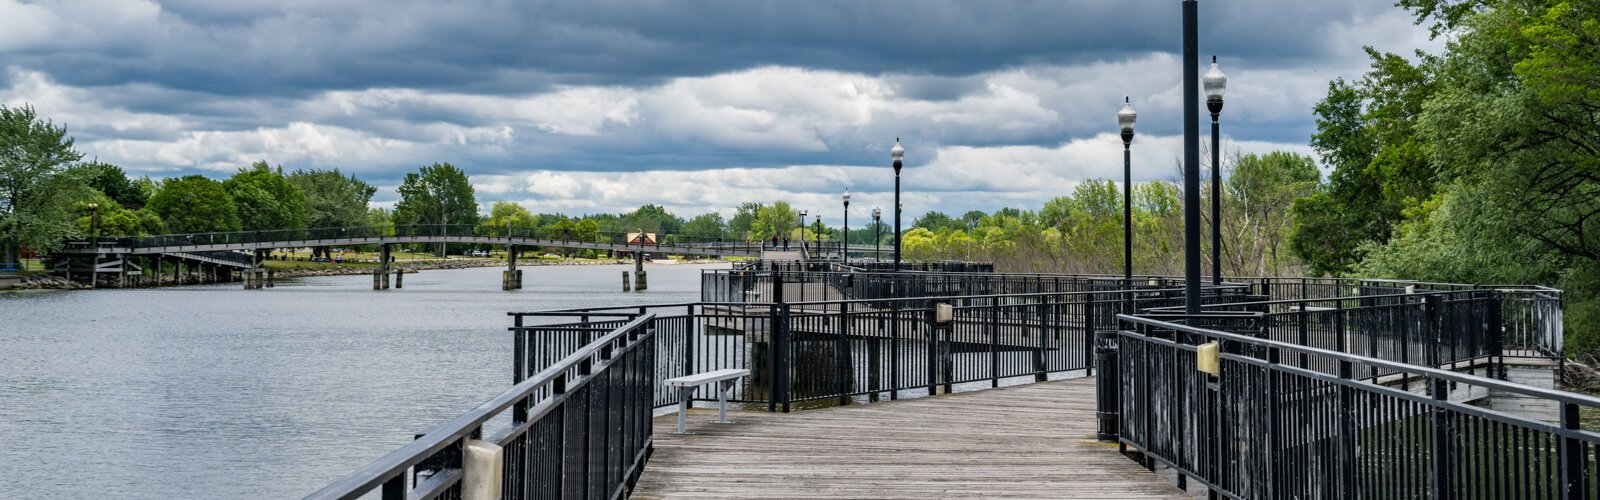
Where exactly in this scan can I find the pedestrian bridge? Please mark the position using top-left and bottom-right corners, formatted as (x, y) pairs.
(306, 274), (1583, 500)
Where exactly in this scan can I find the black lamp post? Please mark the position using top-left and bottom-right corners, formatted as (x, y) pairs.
(892, 139), (904, 271)
(88, 203), (101, 248)
(1182, 0), (1202, 314)
(872, 206), (882, 262)
(1118, 97), (1137, 288)
(842, 189), (851, 265)
(1205, 55), (1227, 286)
(798, 209), (807, 251)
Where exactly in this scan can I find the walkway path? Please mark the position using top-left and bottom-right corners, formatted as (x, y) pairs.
(632, 378), (1187, 499)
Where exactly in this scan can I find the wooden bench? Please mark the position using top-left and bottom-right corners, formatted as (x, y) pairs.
(663, 368), (750, 434)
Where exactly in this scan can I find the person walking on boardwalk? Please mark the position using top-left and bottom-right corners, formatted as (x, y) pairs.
(782, 236), (789, 250)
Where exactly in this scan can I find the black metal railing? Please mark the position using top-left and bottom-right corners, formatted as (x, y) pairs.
(1108, 314), (1600, 499)
(61, 224), (762, 255)
(513, 282), (1261, 413)
(307, 315), (657, 500)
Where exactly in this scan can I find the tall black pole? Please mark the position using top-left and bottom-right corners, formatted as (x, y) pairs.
(892, 139), (904, 272)
(1210, 110), (1222, 285)
(1182, 0), (1202, 314)
(874, 215), (881, 262)
(1123, 143), (1132, 286)
(843, 200), (849, 265)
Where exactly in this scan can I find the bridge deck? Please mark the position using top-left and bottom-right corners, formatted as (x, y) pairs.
(632, 378), (1186, 499)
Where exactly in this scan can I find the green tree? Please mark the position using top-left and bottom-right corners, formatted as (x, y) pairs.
(289, 168), (376, 228)
(750, 202), (798, 243)
(1225, 152), (1320, 276)
(147, 175), (241, 233)
(912, 211), (958, 232)
(683, 212), (727, 239)
(729, 202), (763, 240)
(225, 161), (307, 232)
(481, 201), (538, 236)
(0, 105), (89, 262)
(393, 162), (478, 256)
(76, 161), (149, 209)
(620, 204), (683, 234)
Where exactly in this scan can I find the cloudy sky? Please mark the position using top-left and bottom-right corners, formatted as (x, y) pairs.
(0, 0), (1438, 224)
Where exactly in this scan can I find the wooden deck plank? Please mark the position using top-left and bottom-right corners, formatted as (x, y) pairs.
(632, 378), (1187, 499)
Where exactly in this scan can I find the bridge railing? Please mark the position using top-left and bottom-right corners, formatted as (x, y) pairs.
(62, 224), (762, 254)
(306, 315), (657, 500)
(1110, 314), (1600, 499)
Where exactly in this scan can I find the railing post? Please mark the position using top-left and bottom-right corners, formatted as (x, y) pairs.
(1034, 295), (1048, 383)
(1085, 293), (1097, 375)
(777, 302), (791, 413)
(1562, 402), (1584, 500)
(989, 297), (1000, 388)
(1431, 377), (1454, 500)
(1337, 360), (1356, 497)
(927, 309), (939, 396)
(1488, 294), (1504, 379)
(513, 315), (528, 423)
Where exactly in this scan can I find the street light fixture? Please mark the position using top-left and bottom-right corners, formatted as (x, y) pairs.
(1118, 97), (1137, 288)
(1205, 55), (1227, 286)
(842, 189), (851, 265)
(891, 139), (904, 272)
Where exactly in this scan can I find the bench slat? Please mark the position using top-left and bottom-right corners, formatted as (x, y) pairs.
(664, 369), (750, 387)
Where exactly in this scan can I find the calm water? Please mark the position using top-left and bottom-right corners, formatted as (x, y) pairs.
(0, 262), (723, 499)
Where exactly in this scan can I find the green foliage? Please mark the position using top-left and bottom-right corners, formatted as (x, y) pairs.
(750, 201), (798, 242)
(393, 162), (479, 228)
(729, 202), (763, 240)
(147, 175), (241, 233)
(75, 192), (165, 237)
(225, 161), (307, 232)
(913, 211), (958, 232)
(0, 104), (90, 261)
(289, 168), (376, 229)
(481, 201), (538, 236)
(683, 212), (727, 239)
(75, 161), (150, 209)
(619, 204), (683, 234)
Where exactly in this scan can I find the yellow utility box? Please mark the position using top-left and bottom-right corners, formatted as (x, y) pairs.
(1196, 342), (1220, 375)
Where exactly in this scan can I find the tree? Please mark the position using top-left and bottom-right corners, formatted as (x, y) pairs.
(225, 161), (307, 233)
(481, 201), (538, 236)
(393, 162), (478, 256)
(76, 161), (149, 209)
(1225, 152), (1320, 276)
(729, 202), (763, 240)
(683, 212), (727, 239)
(289, 168), (376, 229)
(75, 192), (164, 237)
(0, 105), (89, 262)
(147, 175), (241, 233)
(912, 211), (958, 232)
(620, 204), (683, 234)
(750, 201), (798, 243)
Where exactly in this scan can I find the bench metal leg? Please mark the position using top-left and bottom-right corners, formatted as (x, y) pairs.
(674, 387), (694, 434)
(713, 379), (734, 424)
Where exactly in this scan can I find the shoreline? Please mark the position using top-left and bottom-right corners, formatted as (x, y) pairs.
(6, 257), (733, 290)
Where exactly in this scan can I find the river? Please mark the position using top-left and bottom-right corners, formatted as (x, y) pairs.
(0, 262), (724, 499)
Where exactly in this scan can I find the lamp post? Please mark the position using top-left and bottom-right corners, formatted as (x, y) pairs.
(88, 203), (100, 248)
(891, 139), (904, 271)
(1182, 0), (1202, 314)
(872, 206), (882, 263)
(842, 189), (851, 265)
(798, 209), (807, 252)
(1205, 55), (1227, 286)
(1118, 97), (1137, 288)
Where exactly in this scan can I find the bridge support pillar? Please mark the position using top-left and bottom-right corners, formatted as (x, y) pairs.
(117, 253), (128, 288)
(266, 269), (275, 288)
(502, 245), (521, 290)
(622, 271), (631, 292)
(393, 268), (402, 289)
(375, 244), (391, 290)
(633, 252), (648, 291)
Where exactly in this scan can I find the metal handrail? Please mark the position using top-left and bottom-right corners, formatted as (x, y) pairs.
(306, 314), (656, 499)
(1118, 314), (1600, 407)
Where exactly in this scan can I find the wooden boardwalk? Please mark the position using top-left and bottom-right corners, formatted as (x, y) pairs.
(632, 378), (1187, 499)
